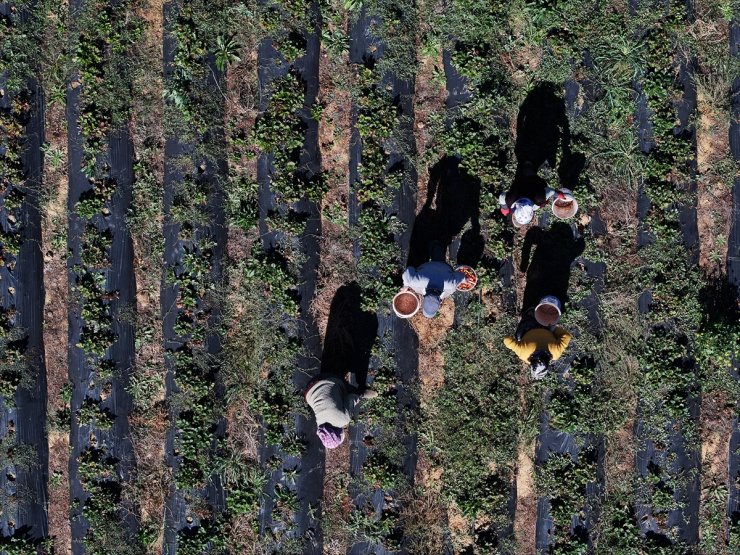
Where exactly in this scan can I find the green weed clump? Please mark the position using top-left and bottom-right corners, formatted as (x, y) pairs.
(72, 0), (143, 176)
(165, 0), (250, 135)
(352, 64), (406, 312)
(535, 449), (597, 554)
(0, 318), (29, 401)
(255, 72), (327, 205)
(425, 300), (520, 543)
(77, 446), (143, 554)
(0, 103), (29, 260)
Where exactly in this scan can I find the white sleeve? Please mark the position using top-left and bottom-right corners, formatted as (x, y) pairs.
(402, 267), (427, 295)
(441, 271), (465, 298)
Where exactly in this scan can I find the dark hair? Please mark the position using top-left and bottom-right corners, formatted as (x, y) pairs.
(528, 350), (552, 367)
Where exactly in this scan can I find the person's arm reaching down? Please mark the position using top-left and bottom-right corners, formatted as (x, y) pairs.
(498, 192), (510, 216)
(440, 270), (466, 298)
(549, 326), (572, 360)
(503, 335), (535, 362)
(402, 267), (427, 295)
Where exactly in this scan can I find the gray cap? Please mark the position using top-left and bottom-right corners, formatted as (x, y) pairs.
(422, 293), (441, 318)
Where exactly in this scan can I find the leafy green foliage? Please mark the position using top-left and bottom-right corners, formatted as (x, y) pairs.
(244, 246), (301, 317)
(78, 446), (144, 554)
(73, 0), (143, 175)
(0, 324), (28, 399)
(427, 302), (519, 532)
(536, 449), (597, 553)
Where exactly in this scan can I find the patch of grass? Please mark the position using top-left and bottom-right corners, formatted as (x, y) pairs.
(425, 299), (521, 543)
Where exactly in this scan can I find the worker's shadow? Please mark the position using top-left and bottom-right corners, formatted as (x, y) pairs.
(520, 222), (585, 312)
(514, 82), (585, 192)
(321, 283), (377, 388)
(407, 155), (484, 268)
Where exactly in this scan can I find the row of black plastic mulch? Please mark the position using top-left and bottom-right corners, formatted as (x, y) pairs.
(534, 63), (607, 552)
(65, 0), (138, 551)
(161, 1), (228, 552)
(0, 1), (48, 548)
(632, 0), (700, 546)
(726, 17), (740, 547)
(253, 1), (324, 551)
(346, 8), (419, 555)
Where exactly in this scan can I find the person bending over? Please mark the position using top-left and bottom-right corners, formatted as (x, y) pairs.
(402, 241), (465, 318)
(305, 374), (376, 449)
(503, 308), (571, 379)
(499, 161), (570, 227)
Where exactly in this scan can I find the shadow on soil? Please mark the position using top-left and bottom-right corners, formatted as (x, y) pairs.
(513, 82), (585, 195)
(520, 222), (585, 312)
(321, 283), (378, 389)
(407, 155), (483, 268)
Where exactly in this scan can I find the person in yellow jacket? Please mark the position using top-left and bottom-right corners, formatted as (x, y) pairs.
(504, 306), (571, 379)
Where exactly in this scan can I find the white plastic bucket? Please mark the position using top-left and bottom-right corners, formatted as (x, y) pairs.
(551, 189), (578, 219)
(455, 265), (478, 291)
(535, 295), (561, 326)
(393, 289), (421, 318)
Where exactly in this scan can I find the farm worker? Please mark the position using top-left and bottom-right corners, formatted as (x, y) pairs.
(402, 241), (465, 318)
(304, 375), (377, 449)
(503, 307), (571, 379)
(499, 162), (570, 226)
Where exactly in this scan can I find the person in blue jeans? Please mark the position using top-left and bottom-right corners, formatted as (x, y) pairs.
(402, 241), (466, 318)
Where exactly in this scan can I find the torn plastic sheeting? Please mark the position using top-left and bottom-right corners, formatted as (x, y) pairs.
(535, 421), (580, 465)
(564, 79), (580, 118)
(634, 405), (701, 543)
(535, 497), (555, 553)
(675, 60), (697, 138)
(588, 210), (607, 236)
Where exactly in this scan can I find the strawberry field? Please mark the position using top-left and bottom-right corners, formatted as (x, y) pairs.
(0, 0), (739, 554)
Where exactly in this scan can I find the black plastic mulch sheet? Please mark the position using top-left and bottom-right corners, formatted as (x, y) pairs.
(66, 74), (138, 555)
(534, 239), (606, 550)
(346, 8), (419, 555)
(438, 42), (517, 551)
(528, 68), (605, 551)
(0, 26), (49, 543)
(726, 17), (740, 543)
(254, 3), (324, 550)
(631, 3), (700, 545)
(161, 2), (227, 551)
